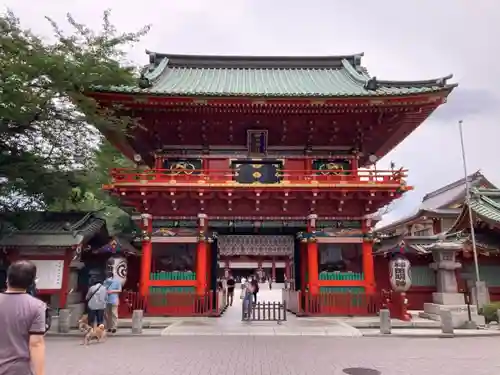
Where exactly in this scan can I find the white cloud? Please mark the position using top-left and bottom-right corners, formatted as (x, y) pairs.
(4, 0), (499, 223)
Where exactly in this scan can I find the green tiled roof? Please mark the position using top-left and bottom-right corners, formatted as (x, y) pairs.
(97, 52), (456, 97)
(469, 188), (500, 223)
(0, 212), (106, 247)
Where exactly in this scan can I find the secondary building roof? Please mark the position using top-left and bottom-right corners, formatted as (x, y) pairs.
(376, 171), (495, 233)
(452, 188), (500, 229)
(96, 52), (456, 98)
(0, 212), (106, 248)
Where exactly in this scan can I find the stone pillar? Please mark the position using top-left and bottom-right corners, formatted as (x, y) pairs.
(58, 309), (71, 333)
(139, 214), (153, 297)
(379, 309), (391, 334)
(196, 213), (208, 295)
(307, 214), (319, 294)
(440, 309), (454, 335)
(472, 281), (490, 308)
(132, 310), (144, 334)
(429, 248), (463, 304)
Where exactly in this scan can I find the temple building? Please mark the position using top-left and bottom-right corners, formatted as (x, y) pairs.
(375, 174), (500, 312)
(0, 212), (137, 325)
(88, 52), (455, 316)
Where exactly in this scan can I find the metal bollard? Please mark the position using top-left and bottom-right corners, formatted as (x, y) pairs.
(440, 309), (454, 336)
(131, 310), (144, 334)
(379, 309), (391, 334)
(58, 309), (71, 333)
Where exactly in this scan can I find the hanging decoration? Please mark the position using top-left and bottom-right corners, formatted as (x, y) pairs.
(389, 253), (412, 292)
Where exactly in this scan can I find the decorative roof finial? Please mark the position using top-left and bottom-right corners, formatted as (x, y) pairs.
(138, 73), (151, 89)
(365, 77), (378, 91)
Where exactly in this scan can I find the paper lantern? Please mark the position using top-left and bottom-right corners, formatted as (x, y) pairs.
(389, 254), (412, 292)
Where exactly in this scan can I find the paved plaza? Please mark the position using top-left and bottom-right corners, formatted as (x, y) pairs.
(47, 335), (500, 375)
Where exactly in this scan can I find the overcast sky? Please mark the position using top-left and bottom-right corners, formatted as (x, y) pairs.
(4, 0), (500, 225)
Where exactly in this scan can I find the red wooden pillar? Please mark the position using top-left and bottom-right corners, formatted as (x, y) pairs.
(362, 219), (376, 294)
(351, 153), (359, 173)
(154, 156), (163, 169)
(307, 214), (319, 294)
(271, 258), (276, 280)
(196, 213), (208, 295)
(285, 259), (290, 279)
(139, 214), (153, 297)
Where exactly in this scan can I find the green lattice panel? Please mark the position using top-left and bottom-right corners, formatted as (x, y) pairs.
(477, 266), (500, 287)
(150, 272), (196, 281)
(411, 266), (436, 287)
(319, 287), (366, 307)
(149, 286), (196, 293)
(319, 272), (364, 281)
(319, 287), (365, 293)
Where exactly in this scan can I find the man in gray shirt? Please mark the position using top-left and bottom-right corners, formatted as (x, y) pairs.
(0, 260), (46, 375)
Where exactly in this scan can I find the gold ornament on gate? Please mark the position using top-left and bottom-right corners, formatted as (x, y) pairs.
(170, 161), (195, 175)
(319, 162), (344, 175)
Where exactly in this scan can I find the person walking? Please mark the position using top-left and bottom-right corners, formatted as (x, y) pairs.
(0, 260), (46, 375)
(226, 274), (235, 306)
(103, 271), (122, 333)
(86, 280), (107, 328)
(251, 276), (259, 304)
(241, 276), (255, 319)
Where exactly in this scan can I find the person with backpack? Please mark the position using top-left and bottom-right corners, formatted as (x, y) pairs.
(241, 276), (255, 319)
(250, 275), (259, 304)
(85, 280), (107, 328)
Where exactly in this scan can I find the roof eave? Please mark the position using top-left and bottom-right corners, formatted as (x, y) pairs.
(376, 208), (447, 233)
(89, 87), (454, 99)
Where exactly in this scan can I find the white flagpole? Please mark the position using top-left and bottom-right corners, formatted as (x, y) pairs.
(458, 120), (481, 282)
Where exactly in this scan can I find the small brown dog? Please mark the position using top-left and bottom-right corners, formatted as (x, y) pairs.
(78, 314), (107, 346)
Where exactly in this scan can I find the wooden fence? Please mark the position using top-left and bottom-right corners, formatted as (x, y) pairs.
(282, 289), (379, 316)
(118, 290), (227, 318)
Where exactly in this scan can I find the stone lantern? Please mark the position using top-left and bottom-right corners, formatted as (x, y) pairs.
(419, 240), (485, 327)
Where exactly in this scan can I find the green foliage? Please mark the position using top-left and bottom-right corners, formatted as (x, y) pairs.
(0, 9), (149, 211)
(48, 139), (135, 234)
(480, 301), (500, 323)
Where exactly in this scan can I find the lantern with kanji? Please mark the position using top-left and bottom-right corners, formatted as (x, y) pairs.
(389, 254), (412, 292)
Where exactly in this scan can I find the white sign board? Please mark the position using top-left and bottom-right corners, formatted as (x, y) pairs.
(30, 260), (64, 290)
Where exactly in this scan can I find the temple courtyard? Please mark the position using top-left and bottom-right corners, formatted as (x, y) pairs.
(47, 335), (499, 375)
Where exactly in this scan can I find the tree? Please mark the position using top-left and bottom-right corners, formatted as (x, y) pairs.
(48, 139), (136, 234)
(0, 10), (150, 211)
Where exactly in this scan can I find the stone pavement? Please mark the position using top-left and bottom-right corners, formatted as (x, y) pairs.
(46, 335), (500, 375)
(49, 285), (500, 337)
(161, 283), (361, 336)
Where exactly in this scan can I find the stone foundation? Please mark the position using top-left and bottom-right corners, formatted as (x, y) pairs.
(419, 293), (485, 328)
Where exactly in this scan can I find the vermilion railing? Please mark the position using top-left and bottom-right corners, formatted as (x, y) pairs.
(118, 290), (226, 317)
(282, 289), (379, 316)
(110, 168), (407, 185)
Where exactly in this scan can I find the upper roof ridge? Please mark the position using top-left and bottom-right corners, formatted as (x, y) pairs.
(144, 51), (365, 70)
(422, 170), (483, 202)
